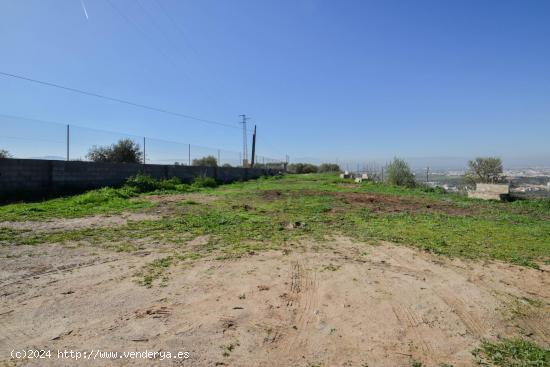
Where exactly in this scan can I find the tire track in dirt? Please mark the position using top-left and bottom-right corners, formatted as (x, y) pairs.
(276, 259), (320, 363)
(0, 258), (119, 289)
(433, 288), (487, 338)
(392, 304), (436, 364)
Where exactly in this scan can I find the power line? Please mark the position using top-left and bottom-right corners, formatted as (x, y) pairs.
(153, 0), (201, 57)
(105, 0), (218, 104)
(0, 112), (266, 158)
(147, 0), (228, 102)
(0, 71), (251, 131)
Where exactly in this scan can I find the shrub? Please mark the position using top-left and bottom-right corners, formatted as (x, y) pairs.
(0, 149), (12, 159)
(385, 158), (416, 188)
(125, 174), (159, 192)
(86, 139), (142, 163)
(125, 175), (190, 193)
(464, 157), (504, 184)
(192, 155), (217, 167)
(193, 176), (217, 188)
(222, 163), (232, 167)
(288, 163), (318, 174)
(318, 163), (341, 173)
(72, 187), (131, 205)
(421, 185), (447, 194)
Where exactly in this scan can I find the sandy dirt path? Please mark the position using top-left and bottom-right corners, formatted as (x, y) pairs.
(1, 238), (549, 366)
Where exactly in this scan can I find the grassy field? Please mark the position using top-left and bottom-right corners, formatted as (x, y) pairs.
(1, 173), (549, 268)
(2, 173), (549, 365)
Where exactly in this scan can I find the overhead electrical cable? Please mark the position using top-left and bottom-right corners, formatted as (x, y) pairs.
(0, 71), (250, 131)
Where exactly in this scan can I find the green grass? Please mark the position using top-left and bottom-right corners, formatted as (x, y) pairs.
(0, 175), (220, 221)
(0, 187), (153, 221)
(475, 338), (550, 367)
(2, 173), (549, 268)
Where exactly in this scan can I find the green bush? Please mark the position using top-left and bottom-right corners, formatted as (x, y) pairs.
(318, 163), (341, 173)
(385, 158), (416, 188)
(72, 187), (132, 205)
(421, 185), (447, 194)
(193, 176), (217, 188)
(288, 163), (318, 174)
(125, 174), (160, 193)
(125, 175), (190, 193)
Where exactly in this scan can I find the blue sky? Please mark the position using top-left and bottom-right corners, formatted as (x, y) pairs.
(0, 0), (549, 167)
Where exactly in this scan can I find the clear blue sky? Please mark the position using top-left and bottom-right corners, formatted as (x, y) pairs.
(1, 0), (549, 167)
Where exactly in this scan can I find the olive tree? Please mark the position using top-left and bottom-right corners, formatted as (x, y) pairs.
(464, 157), (504, 184)
(192, 155), (218, 167)
(385, 158), (416, 188)
(86, 139), (142, 163)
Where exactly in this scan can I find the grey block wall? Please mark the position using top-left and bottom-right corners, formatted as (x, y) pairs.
(0, 159), (279, 200)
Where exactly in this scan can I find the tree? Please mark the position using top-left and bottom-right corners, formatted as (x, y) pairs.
(0, 149), (12, 159)
(385, 158), (416, 187)
(318, 163), (341, 173)
(192, 155), (217, 167)
(288, 163), (318, 174)
(86, 139), (142, 163)
(464, 157), (504, 184)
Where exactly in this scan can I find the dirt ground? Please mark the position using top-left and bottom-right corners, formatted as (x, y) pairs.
(1, 234), (549, 366)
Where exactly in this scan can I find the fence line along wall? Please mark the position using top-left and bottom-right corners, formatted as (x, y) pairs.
(0, 158), (280, 200)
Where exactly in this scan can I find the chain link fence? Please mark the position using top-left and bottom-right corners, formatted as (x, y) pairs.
(0, 114), (286, 169)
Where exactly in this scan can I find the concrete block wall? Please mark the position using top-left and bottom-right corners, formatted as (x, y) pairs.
(0, 159), (278, 201)
(468, 183), (510, 201)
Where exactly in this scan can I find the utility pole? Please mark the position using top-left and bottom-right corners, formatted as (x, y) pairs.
(250, 125), (257, 167)
(143, 137), (146, 164)
(217, 149), (221, 166)
(426, 166), (430, 183)
(239, 114), (249, 167)
(66, 124), (70, 161)
(188, 144), (191, 166)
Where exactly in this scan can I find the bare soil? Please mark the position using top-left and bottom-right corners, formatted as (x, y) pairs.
(1, 237), (548, 367)
(0, 213), (160, 233)
(332, 192), (479, 216)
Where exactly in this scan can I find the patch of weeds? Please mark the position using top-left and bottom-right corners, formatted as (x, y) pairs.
(321, 263), (341, 272)
(107, 242), (140, 253)
(193, 176), (217, 188)
(139, 256), (174, 287)
(501, 295), (547, 322)
(176, 252), (203, 261)
(181, 200), (199, 205)
(474, 338), (549, 367)
(221, 341), (239, 357)
(126, 175), (191, 193)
